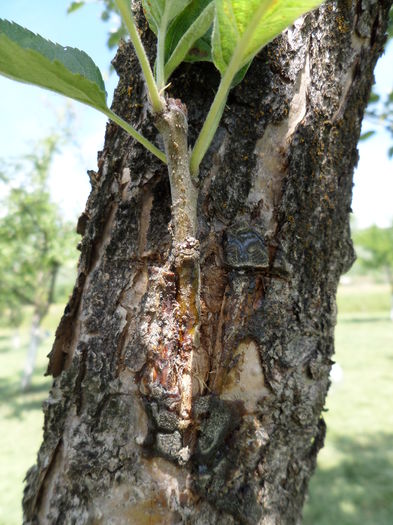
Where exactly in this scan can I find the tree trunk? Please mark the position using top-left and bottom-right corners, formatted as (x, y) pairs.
(21, 262), (59, 391)
(23, 1), (392, 523)
(21, 310), (42, 392)
(386, 266), (393, 320)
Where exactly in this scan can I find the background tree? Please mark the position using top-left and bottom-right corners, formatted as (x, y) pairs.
(354, 224), (393, 320)
(68, 0), (128, 49)
(0, 0), (391, 523)
(0, 134), (78, 391)
(361, 7), (393, 154)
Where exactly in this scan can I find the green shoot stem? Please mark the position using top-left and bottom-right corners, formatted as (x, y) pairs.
(103, 108), (167, 163)
(190, 0), (272, 177)
(114, 0), (163, 113)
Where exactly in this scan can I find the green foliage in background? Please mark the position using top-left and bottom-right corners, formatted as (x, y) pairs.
(0, 305), (61, 525)
(68, 0), (128, 49)
(354, 224), (393, 305)
(361, 7), (393, 157)
(354, 224), (393, 274)
(0, 133), (78, 328)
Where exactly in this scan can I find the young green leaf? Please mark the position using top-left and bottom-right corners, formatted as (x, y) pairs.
(0, 18), (166, 163)
(212, 0), (322, 77)
(142, 0), (192, 35)
(0, 18), (107, 111)
(359, 130), (376, 141)
(183, 31), (212, 63)
(190, 0), (323, 176)
(114, 0), (163, 112)
(164, 1), (215, 80)
(142, 0), (192, 88)
(67, 1), (85, 14)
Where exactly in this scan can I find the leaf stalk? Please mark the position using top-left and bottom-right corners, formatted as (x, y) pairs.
(157, 8), (170, 91)
(114, 0), (164, 113)
(190, 0), (272, 177)
(103, 108), (167, 163)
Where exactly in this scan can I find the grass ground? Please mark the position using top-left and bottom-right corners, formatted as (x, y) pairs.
(303, 282), (393, 524)
(0, 305), (61, 525)
(0, 285), (392, 524)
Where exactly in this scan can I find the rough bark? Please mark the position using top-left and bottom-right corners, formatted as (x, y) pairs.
(23, 1), (392, 524)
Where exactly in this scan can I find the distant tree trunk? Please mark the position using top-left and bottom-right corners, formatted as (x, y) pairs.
(387, 267), (393, 321)
(21, 262), (59, 391)
(21, 310), (42, 392)
(390, 296), (393, 322)
(23, 1), (392, 524)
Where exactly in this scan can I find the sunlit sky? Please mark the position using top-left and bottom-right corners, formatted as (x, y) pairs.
(0, 0), (392, 227)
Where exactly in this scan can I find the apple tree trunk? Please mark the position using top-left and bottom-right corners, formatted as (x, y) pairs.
(23, 1), (392, 524)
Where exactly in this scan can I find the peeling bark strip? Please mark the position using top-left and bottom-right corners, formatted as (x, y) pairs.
(24, 2), (392, 524)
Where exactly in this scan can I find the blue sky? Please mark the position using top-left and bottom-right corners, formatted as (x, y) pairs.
(0, 0), (117, 219)
(0, 0), (392, 227)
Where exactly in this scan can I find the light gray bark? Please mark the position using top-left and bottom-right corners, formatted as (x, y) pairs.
(23, 1), (392, 524)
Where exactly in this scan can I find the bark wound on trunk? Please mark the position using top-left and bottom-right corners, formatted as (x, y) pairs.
(151, 98), (203, 424)
(249, 52), (309, 237)
(24, 1), (392, 524)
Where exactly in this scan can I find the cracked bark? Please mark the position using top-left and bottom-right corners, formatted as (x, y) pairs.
(23, 1), (392, 524)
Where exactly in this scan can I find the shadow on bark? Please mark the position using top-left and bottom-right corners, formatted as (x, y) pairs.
(304, 433), (393, 525)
